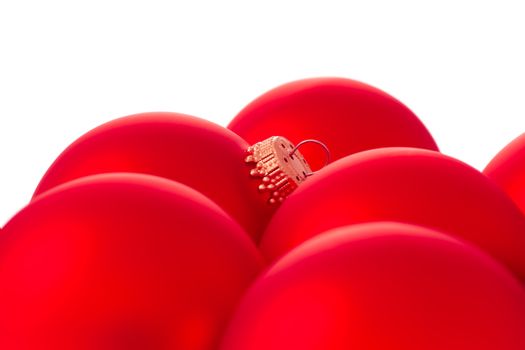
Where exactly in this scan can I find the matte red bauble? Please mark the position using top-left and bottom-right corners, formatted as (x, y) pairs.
(33, 112), (272, 241)
(0, 174), (263, 350)
(222, 223), (525, 350)
(260, 147), (525, 281)
(484, 133), (525, 215)
(228, 77), (438, 169)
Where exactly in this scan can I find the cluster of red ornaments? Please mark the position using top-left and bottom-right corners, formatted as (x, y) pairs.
(1, 78), (525, 349)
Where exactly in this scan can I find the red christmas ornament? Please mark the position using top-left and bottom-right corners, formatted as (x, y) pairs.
(0, 174), (263, 350)
(221, 223), (525, 350)
(32, 112), (273, 241)
(228, 77), (438, 170)
(484, 133), (525, 215)
(260, 148), (525, 281)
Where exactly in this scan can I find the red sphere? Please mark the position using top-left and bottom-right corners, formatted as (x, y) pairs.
(33, 112), (272, 241)
(484, 133), (525, 215)
(0, 174), (263, 350)
(222, 223), (525, 350)
(228, 78), (438, 170)
(260, 148), (525, 281)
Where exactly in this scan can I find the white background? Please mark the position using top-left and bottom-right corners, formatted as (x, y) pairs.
(1, 1), (524, 226)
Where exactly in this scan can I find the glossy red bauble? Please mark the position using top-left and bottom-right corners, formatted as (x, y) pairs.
(228, 78), (438, 169)
(0, 174), (263, 350)
(261, 148), (525, 281)
(484, 133), (525, 215)
(222, 223), (525, 350)
(33, 112), (273, 241)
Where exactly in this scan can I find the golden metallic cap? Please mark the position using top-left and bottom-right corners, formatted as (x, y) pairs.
(245, 136), (329, 205)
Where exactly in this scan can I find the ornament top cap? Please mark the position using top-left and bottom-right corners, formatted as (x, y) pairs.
(245, 136), (329, 205)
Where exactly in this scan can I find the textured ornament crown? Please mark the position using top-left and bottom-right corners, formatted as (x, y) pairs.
(245, 136), (314, 205)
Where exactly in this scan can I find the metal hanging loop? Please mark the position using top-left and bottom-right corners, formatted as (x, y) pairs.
(289, 139), (331, 176)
